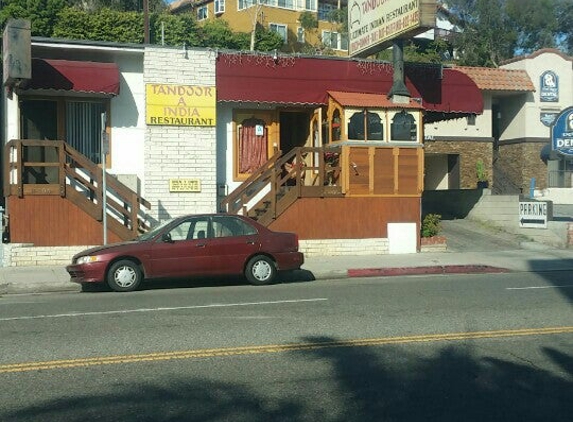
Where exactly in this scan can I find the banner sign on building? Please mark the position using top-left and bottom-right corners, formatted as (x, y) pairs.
(551, 107), (573, 156)
(540, 70), (558, 102)
(348, 0), (436, 58)
(146, 84), (216, 126)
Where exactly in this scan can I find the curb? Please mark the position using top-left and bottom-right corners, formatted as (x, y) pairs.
(347, 265), (511, 278)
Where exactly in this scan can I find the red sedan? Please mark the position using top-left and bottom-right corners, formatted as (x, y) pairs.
(66, 214), (304, 292)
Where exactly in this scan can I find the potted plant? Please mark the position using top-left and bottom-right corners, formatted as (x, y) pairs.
(476, 159), (489, 188)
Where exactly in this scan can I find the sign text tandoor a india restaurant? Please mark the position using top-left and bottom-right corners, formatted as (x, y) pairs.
(146, 84), (217, 127)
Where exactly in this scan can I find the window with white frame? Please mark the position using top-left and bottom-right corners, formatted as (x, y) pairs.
(277, 0), (294, 8)
(322, 30), (348, 50)
(297, 27), (305, 43)
(215, 0), (225, 14)
(197, 5), (208, 20)
(270, 23), (288, 44)
(238, 0), (254, 10)
(305, 0), (317, 11)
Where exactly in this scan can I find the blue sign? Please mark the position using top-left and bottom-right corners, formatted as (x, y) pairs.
(551, 107), (573, 156)
(540, 70), (558, 102)
(540, 112), (558, 127)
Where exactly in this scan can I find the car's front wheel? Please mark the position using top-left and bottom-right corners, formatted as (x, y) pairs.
(245, 255), (277, 286)
(107, 260), (142, 292)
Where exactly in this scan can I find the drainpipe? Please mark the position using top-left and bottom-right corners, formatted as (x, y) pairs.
(388, 40), (411, 104)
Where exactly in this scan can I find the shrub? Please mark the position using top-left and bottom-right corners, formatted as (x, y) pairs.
(421, 213), (442, 238)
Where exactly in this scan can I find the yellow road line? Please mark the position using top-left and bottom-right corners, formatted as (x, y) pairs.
(2, 326), (573, 374)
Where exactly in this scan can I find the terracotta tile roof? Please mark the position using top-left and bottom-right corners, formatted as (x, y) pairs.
(501, 48), (573, 65)
(454, 66), (535, 92)
(328, 91), (424, 109)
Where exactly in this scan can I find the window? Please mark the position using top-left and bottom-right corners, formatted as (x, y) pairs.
(322, 30), (348, 50)
(197, 5), (208, 20)
(467, 114), (476, 126)
(167, 218), (210, 241)
(270, 23), (288, 44)
(278, 0), (294, 7)
(238, 0), (254, 10)
(66, 101), (107, 164)
(297, 27), (305, 43)
(215, 0), (225, 13)
(348, 110), (383, 140)
(212, 216), (257, 238)
(318, 3), (336, 20)
(21, 98), (111, 171)
(305, 0), (317, 11)
(391, 111), (417, 141)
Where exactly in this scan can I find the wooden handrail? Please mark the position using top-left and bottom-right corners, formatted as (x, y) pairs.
(4, 139), (151, 239)
(220, 146), (342, 223)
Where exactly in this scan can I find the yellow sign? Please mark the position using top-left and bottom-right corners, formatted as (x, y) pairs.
(169, 179), (201, 192)
(146, 84), (216, 126)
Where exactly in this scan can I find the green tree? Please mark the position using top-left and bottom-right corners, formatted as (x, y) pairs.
(506, 0), (558, 52)
(447, 0), (516, 66)
(153, 12), (201, 47)
(0, 0), (71, 36)
(556, 0), (573, 54)
(53, 7), (144, 42)
(445, 0), (570, 66)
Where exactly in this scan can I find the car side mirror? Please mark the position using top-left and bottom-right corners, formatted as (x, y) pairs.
(162, 233), (174, 243)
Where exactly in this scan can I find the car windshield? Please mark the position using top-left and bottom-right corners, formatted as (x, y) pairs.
(136, 218), (176, 241)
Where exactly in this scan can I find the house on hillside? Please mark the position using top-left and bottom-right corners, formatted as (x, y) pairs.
(169, 0), (349, 55)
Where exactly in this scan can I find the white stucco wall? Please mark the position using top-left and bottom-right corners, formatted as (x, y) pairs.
(424, 93), (492, 140)
(143, 47), (217, 222)
(502, 50), (573, 139)
(109, 53), (146, 188)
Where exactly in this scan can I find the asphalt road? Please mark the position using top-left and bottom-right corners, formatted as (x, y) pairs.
(1, 271), (572, 421)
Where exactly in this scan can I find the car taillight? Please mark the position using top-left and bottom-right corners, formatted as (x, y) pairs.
(294, 234), (299, 249)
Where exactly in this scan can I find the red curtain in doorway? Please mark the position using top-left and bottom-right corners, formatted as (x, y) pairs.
(239, 118), (268, 173)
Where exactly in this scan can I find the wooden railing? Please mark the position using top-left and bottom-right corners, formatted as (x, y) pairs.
(4, 139), (151, 240)
(220, 146), (342, 225)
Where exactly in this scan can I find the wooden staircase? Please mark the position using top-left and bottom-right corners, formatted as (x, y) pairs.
(220, 147), (343, 226)
(4, 139), (151, 244)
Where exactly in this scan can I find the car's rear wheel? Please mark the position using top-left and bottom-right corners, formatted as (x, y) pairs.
(245, 255), (276, 286)
(107, 260), (142, 292)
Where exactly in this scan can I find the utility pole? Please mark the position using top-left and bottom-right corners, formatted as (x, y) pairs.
(143, 0), (150, 44)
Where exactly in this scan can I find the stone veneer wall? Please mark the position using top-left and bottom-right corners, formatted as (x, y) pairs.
(498, 141), (548, 192)
(143, 47), (217, 222)
(424, 140), (492, 189)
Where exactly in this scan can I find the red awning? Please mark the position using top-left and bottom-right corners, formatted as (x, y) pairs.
(216, 54), (483, 121)
(26, 59), (120, 96)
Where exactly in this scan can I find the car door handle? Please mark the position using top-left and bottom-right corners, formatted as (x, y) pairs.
(246, 240), (256, 245)
(196, 243), (206, 248)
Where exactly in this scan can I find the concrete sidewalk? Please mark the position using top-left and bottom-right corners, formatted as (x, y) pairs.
(1, 247), (572, 295)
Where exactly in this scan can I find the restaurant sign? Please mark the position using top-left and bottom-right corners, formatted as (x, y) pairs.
(348, 0), (436, 58)
(146, 84), (216, 126)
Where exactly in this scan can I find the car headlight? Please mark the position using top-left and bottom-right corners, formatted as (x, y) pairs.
(76, 255), (99, 265)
